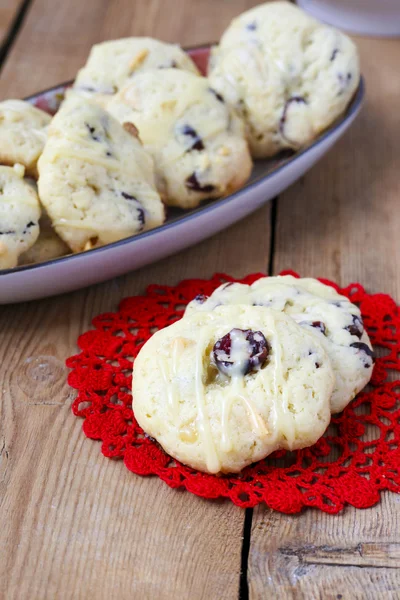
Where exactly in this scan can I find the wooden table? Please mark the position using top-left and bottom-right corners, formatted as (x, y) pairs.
(1, 1), (399, 598)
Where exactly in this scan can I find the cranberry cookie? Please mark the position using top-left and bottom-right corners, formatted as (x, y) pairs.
(37, 97), (164, 252)
(71, 37), (199, 107)
(0, 164), (40, 269)
(0, 100), (51, 177)
(133, 305), (333, 474)
(107, 69), (252, 208)
(186, 275), (374, 413)
(208, 1), (360, 157)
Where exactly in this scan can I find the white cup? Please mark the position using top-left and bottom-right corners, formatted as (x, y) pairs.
(297, 0), (400, 37)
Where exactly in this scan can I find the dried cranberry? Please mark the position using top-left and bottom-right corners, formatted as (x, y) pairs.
(85, 123), (100, 142)
(121, 192), (145, 229)
(185, 173), (215, 193)
(300, 321), (327, 335)
(330, 48), (339, 61)
(121, 192), (135, 200)
(279, 96), (307, 134)
(181, 125), (204, 151)
(213, 328), (269, 376)
(22, 221), (36, 234)
(350, 342), (375, 367)
(159, 60), (178, 69)
(194, 294), (208, 304)
(246, 21), (257, 31)
(338, 72), (352, 95)
(209, 88), (224, 103)
(345, 315), (364, 338)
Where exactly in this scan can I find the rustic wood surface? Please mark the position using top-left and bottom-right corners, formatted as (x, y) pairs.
(0, 0), (26, 48)
(249, 37), (400, 600)
(0, 0), (399, 599)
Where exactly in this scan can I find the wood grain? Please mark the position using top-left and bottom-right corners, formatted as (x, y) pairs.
(0, 0), (26, 50)
(0, 4), (271, 596)
(0, 0), (262, 99)
(1, 0), (399, 598)
(0, 207), (271, 600)
(248, 37), (400, 600)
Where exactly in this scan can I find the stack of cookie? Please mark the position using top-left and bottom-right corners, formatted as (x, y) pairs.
(133, 276), (374, 474)
(0, 1), (360, 268)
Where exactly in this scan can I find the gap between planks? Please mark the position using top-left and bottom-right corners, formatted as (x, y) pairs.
(239, 195), (279, 600)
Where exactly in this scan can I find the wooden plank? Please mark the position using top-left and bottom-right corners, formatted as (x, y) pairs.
(0, 208), (271, 600)
(0, 0), (26, 50)
(0, 2), (272, 598)
(0, 0), (262, 99)
(249, 37), (400, 600)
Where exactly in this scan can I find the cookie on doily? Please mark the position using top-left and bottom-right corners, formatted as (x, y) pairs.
(133, 304), (334, 474)
(185, 275), (374, 413)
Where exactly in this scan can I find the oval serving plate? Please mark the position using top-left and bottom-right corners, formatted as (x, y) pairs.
(0, 44), (364, 304)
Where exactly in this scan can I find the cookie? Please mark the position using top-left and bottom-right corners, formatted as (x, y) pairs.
(208, 1), (360, 157)
(37, 97), (165, 252)
(107, 68), (252, 208)
(0, 164), (40, 269)
(0, 100), (51, 177)
(19, 207), (69, 265)
(186, 275), (374, 413)
(133, 305), (334, 474)
(71, 37), (200, 107)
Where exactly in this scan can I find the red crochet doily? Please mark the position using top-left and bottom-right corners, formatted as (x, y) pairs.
(67, 271), (400, 514)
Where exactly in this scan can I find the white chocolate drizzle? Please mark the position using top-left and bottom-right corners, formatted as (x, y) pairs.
(195, 329), (220, 473)
(158, 356), (179, 420)
(159, 315), (301, 471)
(268, 317), (295, 448)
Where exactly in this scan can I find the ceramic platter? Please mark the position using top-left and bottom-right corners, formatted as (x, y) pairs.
(0, 45), (364, 303)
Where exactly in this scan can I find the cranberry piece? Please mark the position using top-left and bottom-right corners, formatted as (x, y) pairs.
(345, 315), (364, 338)
(338, 72), (352, 95)
(209, 88), (224, 103)
(350, 342), (375, 367)
(330, 48), (339, 61)
(121, 192), (145, 229)
(300, 321), (327, 335)
(308, 349), (321, 368)
(22, 221), (36, 234)
(246, 21), (257, 31)
(85, 123), (100, 142)
(185, 173), (215, 193)
(311, 321), (326, 334)
(181, 125), (204, 151)
(213, 328), (269, 376)
(194, 294), (208, 304)
(159, 60), (178, 69)
(279, 97), (307, 135)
